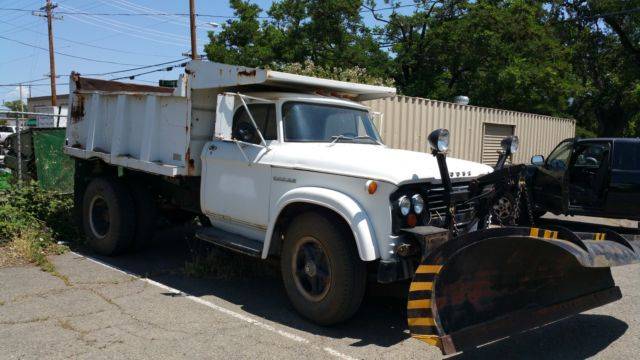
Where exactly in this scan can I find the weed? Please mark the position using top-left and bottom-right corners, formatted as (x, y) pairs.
(0, 181), (77, 278)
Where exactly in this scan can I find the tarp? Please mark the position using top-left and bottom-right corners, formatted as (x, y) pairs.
(32, 129), (74, 193)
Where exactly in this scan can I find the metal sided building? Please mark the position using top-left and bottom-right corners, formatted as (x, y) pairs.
(363, 95), (576, 165)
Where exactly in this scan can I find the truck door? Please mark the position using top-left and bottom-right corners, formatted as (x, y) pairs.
(568, 141), (611, 209)
(605, 141), (640, 218)
(201, 99), (278, 240)
(533, 140), (573, 213)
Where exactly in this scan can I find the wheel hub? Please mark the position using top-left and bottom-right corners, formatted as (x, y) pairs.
(292, 237), (331, 302)
(304, 261), (317, 277)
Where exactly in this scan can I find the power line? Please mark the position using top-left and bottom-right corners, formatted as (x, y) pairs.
(0, 7), (256, 18)
(111, 62), (188, 80)
(0, 18), (178, 58)
(0, 34), (146, 66)
(0, 59), (190, 86)
(84, 58), (189, 76)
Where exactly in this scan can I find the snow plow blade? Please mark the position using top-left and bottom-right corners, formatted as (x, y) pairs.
(407, 226), (640, 355)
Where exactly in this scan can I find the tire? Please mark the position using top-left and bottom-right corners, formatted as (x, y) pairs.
(280, 211), (366, 325)
(128, 181), (157, 251)
(491, 192), (517, 225)
(82, 177), (136, 256)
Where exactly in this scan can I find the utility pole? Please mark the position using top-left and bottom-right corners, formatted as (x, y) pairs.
(17, 84), (23, 185)
(34, 1), (59, 106)
(189, 0), (197, 60)
(45, 0), (57, 106)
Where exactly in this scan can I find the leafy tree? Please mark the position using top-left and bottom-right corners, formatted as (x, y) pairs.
(551, 0), (640, 136)
(369, 0), (579, 116)
(204, 0), (392, 82)
(2, 100), (26, 118)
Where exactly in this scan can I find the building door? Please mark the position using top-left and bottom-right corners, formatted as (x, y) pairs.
(481, 123), (515, 165)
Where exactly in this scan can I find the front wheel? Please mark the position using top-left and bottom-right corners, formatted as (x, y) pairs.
(280, 212), (366, 325)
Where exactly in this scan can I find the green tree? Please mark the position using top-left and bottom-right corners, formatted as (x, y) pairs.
(551, 0), (640, 136)
(2, 100), (26, 118)
(204, 0), (391, 82)
(371, 0), (579, 116)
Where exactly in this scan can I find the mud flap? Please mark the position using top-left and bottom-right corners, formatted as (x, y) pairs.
(407, 227), (640, 354)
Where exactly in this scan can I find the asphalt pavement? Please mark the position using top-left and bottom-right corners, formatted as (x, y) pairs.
(1, 216), (639, 359)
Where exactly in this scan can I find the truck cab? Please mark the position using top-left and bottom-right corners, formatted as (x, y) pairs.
(529, 138), (640, 220)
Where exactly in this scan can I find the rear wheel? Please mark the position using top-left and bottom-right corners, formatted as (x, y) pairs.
(280, 211), (366, 325)
(82, 177), (135, 255)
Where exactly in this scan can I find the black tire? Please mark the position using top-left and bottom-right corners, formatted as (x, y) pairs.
(491, 192), (517, 225)
(128, 181), (157, 251)
(280, 211), (366, 325)
(82, 177), (136, 255)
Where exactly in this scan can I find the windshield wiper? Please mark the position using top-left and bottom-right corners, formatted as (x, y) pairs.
(330, 135), (354, 144)
(353, 135), (382, 145)
(330, 135), (382, 145)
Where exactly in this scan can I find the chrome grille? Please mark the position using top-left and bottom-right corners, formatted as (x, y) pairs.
(424, 182), (476, 232)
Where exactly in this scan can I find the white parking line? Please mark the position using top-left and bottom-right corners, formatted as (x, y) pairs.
(73, 252), (358, 360)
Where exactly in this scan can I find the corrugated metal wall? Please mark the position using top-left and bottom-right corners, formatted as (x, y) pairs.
(364, 95), (576, 164)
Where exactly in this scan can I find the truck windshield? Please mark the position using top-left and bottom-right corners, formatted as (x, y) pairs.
(283, 102), (382, 144)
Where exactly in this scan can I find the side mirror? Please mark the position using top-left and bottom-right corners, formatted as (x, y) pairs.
(531, 155), (545, 166)
(214, 93), (235, 140)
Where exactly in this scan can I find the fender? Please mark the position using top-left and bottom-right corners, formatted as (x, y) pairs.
(262, 187), (379, 261)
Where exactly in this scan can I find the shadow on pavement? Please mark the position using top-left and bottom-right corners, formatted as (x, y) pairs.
(75, 219), (631, 355)
(451, 314), (628, 360)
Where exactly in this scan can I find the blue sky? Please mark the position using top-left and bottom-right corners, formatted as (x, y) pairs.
(0, 0), (409, 105)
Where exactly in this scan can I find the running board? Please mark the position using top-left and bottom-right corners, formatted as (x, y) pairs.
(195, 227), (263, 257)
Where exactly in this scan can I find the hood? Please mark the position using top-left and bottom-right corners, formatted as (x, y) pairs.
(269, 143), (493, 185)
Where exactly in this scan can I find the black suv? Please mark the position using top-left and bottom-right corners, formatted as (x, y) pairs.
(526, 138), (640, 221)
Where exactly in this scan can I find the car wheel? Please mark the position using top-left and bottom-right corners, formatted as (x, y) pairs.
(492, 192), (516, 225)
(82, 177), (135, 255)
(281, 211), (366, 325)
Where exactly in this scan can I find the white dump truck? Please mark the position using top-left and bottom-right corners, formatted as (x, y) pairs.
(65, 61), (640, 354)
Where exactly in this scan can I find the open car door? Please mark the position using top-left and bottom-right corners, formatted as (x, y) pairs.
(533, 139), (573, 213)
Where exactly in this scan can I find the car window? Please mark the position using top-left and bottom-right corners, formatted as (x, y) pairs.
(574, 142), (609, 168)
(613, 142), (640, 171)
(0, 126), (14, 133)
(232, 104), (277, 145)
(546, 141), (573, 171)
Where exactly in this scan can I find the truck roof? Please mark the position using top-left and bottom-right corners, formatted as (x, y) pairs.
(575, 137), (640, 143)
(186, 61), (397, 102)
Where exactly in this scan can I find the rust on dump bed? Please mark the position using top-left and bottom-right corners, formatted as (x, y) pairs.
(70, 93), (85, 124)
(238, 69), (257, 77)
(73, 75), (174, 94)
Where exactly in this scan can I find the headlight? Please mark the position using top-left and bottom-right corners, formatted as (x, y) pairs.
(411, 194), (424, 214)
(428, 128), (449, 153)
(501, 136), (519, 154)
(398, 196), (411, 216)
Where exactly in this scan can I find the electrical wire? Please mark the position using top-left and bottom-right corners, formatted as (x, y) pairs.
(83, 58), (189, 76)
(0, 59), (189, 86)
(0, 18), (178, 58)
(0, 34), (145, 65)
(110, 62), (187, 80)
(60, 4), (191, 43)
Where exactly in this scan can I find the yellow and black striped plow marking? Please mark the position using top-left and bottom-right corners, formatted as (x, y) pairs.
(594, 233), (606, 241)
(529, 228), (559, 239)
(407, 264), (443, 348)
